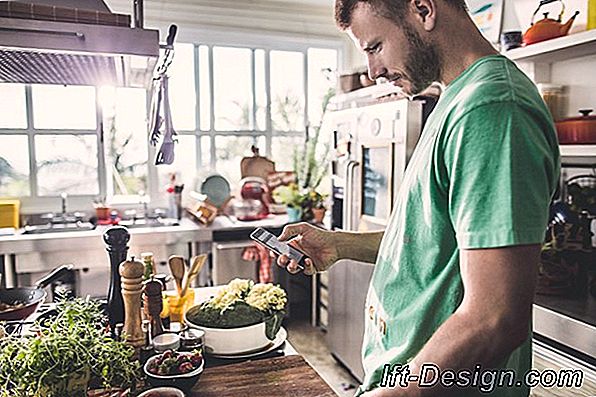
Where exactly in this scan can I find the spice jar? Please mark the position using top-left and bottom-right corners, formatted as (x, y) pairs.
(153, 332), (181, 353)
(180, 329), (205, 352)
(537, 84), (565, 121)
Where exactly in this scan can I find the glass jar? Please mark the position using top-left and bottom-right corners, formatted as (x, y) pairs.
(180, 329), (205, 352)
(536, 84), (565, 121)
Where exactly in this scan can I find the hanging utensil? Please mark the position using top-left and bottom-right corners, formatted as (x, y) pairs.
(148, 77), (164, 147)
(155, 75), (177, 165)
(180, 254), (207, 297)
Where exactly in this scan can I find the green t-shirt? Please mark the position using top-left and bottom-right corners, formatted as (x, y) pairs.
(357, 55), (560, 396)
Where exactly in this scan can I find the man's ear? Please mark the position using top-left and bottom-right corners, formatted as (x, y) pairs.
(411, 0), (436, 31)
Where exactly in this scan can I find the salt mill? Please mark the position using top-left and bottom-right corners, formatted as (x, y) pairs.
(103, 226), (130, 334)
(143, 278), (165, 337)
(119, 256), (145, 349)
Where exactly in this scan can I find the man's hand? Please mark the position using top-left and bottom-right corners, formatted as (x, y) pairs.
(274, 222), (339, 275)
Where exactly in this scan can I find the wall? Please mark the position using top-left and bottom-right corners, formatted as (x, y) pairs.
(107, 0), (345, 50)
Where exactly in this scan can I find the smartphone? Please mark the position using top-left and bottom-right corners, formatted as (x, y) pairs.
(250, 227), (308, 270)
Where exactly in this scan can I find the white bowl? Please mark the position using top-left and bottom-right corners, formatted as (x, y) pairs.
(137, 386), (185, 397)
(185, 317), (270, 355)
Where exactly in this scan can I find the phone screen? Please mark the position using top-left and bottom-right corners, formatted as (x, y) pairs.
(250, 227), (306, 269)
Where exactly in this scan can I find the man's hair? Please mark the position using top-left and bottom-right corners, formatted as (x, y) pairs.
(335, 0), (468, 30)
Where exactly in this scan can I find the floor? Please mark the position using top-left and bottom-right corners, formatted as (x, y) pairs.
(286, 319), (596, 397)
(286, 320), (359, 397)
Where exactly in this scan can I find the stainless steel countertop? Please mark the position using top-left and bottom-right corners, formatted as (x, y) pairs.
(0, 214), (290, 255)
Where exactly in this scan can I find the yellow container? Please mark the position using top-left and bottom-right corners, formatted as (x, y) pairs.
(162, 289), (196, 324)
(589, 0), (596, 30)
(0, 200), (20, 228)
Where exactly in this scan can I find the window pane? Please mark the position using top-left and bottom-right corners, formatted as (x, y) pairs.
(157, 135), (197, 195)
(36, 135), (98, 195)
(32, 85), (96, 130)
(271, 134), (305, 172)
(270, 51), (304, 132)
(0, 135), (30, 196)
(170, 43), (196, 131)
(213, 47), (252, 131)
(200, 135), (211, 168)
(255, 49), (267, 131)
(308, 48), (337, 127)
(100, 87), (148, 196)
(0, 84), (27, 129)
(199, 45), (211, 131)
(215, 136), (265, 185)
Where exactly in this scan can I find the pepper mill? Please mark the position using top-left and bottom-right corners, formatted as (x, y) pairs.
(119, 256), (145, 349)
(104, 226), (130, 334)
(143, 278), (165, 337)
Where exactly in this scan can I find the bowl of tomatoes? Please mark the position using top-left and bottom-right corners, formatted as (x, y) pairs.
(144, 349), (204, 391)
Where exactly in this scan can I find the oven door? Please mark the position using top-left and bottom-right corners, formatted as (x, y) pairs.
(357, 142), (395, 231)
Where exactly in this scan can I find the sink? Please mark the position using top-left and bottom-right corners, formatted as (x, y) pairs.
(22, 222), (96, 234)
(119, 218), (179, 229)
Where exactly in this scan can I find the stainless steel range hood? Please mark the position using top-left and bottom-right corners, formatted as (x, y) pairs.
(0, 0), (159, 87)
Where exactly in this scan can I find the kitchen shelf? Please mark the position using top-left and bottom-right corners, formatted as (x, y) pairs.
(504, 29), (596, 63)
(559, 144), (596, 158)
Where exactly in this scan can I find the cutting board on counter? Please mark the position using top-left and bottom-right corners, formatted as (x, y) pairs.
(240, 145), (275, 181)
(191, 355), (337, 396)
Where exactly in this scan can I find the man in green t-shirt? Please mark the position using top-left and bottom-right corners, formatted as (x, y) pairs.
(274, 1), (559, 396)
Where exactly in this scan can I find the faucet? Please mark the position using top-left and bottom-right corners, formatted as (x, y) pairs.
(60, 192), (68, 220)
(138, 190), (150, 220)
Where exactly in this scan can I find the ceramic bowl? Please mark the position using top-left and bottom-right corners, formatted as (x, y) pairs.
(185, 317), (271, 355)
(143, 352), (204, 391)
(137, 387), (185, 397)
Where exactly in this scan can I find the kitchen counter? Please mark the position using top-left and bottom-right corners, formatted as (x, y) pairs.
(0, 215), (291, 255)
(192, 355), (337, 397)
(0, 214), (291, 288)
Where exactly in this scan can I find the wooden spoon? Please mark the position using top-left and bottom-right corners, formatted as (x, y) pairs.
(168, 255), (186, 295)
(180, 254), (207, 297)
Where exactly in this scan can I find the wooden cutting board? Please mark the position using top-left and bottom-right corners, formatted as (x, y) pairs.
(190, 355), (337, 397)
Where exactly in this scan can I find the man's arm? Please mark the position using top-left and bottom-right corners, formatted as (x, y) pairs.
(365, 244), (539, 397)
(276, 223), (384, 274)
(335, 230), (385, 264)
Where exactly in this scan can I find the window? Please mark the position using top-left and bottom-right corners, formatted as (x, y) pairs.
(100, 86), (148, 197)
(168, 42), (339, 187)
(0, 38), (340, 211)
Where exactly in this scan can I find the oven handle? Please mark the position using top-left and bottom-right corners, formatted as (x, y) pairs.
(343, 160), (360, 231)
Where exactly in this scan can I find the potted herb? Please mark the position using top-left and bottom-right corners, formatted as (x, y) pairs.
(292, 125), (331, 222)
(272, 183), (302, 222)
(300, 190), (328, 223)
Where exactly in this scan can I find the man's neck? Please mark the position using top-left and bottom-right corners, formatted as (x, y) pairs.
(436, 16), (499, 86)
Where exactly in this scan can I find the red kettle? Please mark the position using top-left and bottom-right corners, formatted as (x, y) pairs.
(523, 0), (579, 45)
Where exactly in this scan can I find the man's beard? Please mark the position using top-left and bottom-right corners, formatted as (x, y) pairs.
(401, 23), (442, 95)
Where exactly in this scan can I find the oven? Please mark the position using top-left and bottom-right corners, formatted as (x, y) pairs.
(533, 152), (596, 365)
(322, 96), (435, 381)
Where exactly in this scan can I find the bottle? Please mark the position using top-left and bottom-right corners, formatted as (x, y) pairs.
(141, 252), (156, 281)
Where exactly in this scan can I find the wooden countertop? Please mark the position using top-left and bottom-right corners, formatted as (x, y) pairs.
(191, 355), (337, 397)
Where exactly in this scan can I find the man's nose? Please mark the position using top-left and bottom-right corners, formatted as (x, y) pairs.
(367, 57), (387, 81)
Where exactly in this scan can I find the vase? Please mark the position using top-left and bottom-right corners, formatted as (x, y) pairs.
(286, 207), (301, 222)
(312, 207), (326, 224)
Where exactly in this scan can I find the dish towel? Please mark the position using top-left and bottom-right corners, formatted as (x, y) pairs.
(242, 243), (273, 283)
